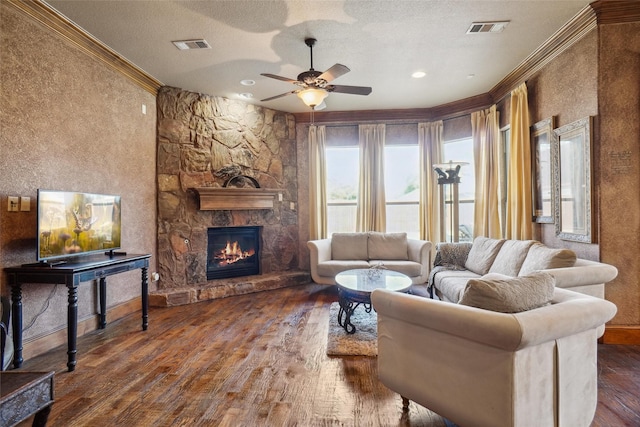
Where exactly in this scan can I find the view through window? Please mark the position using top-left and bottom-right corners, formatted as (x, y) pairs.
(326, 137), (475, 240)
(443, 138), (475, 241)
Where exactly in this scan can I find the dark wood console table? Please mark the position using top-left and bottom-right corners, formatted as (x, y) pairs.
(5, 253), (151, 372)
(0, 371), (54, 427)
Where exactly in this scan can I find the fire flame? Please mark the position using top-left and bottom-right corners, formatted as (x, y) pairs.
(214, 240), (255, 266)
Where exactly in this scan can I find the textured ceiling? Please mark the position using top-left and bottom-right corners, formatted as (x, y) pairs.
(46, 0), (593, 113)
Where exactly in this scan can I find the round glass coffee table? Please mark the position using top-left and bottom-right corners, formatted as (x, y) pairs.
(335, 268), (412, 334)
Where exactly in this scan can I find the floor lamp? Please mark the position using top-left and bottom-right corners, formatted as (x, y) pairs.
(433, 161), (468, 242)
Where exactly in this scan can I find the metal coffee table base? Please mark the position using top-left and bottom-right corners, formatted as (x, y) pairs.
(337, 292), (372, 334)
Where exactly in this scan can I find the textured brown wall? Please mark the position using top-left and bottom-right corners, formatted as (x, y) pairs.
(527, 29), (600, 260)
(597, 21), (640, 326)
(0, 4), (158, 347)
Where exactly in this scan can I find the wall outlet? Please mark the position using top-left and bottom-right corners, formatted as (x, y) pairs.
(8, 196), (19, 212)
(20, 196), (31, 211)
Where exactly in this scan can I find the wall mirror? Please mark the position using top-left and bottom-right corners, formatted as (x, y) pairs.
(553, 116), (594, 243)
(531, 117), (556, 223)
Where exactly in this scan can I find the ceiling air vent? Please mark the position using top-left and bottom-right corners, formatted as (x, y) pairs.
(466, 21), (509, 34)
(172, 39), (212, 50)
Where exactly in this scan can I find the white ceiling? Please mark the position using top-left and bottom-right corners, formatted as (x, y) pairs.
(45, 0), (593, 113)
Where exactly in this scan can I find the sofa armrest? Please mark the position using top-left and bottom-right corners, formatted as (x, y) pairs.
(542, 258), (618, 288)
(372, 287), (617, 351)
(407, 239), (432, 283)
(307, 239), (332, 284)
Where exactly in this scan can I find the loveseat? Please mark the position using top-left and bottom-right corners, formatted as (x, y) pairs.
(430, 236), (618, 303)
(307, 232), (432, 285)
(372, 286), (618, 427)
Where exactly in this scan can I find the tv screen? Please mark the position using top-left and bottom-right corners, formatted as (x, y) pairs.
(37, 190), (122, 262)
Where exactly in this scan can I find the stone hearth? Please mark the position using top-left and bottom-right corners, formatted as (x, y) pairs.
(149, 271), (310, 307)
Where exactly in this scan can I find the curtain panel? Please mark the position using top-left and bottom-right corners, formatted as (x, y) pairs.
(506, 82), (533, 240)
(471, 105), (502, 239)
(356, 124), (386, 232)
(308, 125), (327, 240)
(418, 121), (443, 243)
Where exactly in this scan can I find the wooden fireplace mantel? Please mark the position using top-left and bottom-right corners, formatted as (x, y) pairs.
(191, 187), (279, 210)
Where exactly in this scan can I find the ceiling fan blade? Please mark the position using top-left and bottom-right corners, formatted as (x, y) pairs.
(327, 85), (372, 96)
(318, 64), (350, 82)
(261, 73), (298, 84)
(260, 90), (298, 102)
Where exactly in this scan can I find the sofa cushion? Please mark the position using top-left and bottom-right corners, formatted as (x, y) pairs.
(367, 260), (421, 277)
(368, 232), (408, 260)
(331, 233), (369, 260)
(459, 272), (555, 313)
(518, 243), (577, 276)
(489, 240), (537, 276)
(434, 270), (482, 302)
(464, 237), (505, 275)
(317, 260), (370, 277)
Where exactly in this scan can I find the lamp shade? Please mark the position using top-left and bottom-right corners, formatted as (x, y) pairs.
(297, 88), (328, 108)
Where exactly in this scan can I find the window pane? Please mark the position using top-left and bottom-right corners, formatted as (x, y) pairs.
(443, 138), (474, 240)
(385, 145), (419, 239)
(326, 146), (359, 235)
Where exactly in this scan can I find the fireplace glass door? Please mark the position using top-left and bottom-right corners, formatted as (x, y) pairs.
(207, 226), (261, 280)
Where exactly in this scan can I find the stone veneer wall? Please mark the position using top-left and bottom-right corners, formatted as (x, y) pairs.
(153, 87), (308, 306)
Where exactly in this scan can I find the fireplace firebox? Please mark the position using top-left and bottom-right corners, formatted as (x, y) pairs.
(207, 226), (261, 280)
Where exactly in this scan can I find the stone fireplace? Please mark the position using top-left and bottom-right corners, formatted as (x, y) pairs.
(207, 226), (261, 280)
(150, 86), (310, 307)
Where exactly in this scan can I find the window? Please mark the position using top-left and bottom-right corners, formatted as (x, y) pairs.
(443, 138), (475, 241)
(325, 143), (420, 237)
(326, 146), (359, 235)
(384, 145), (419, 239)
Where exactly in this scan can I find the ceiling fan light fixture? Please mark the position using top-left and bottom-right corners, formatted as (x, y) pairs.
(297, 88), (328, 108)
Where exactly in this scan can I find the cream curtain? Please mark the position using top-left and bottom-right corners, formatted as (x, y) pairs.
(356, 124), (386, 232)
(308, 125), (327, 240)
(418, 121), (443, 243)
(506, 82), (533, 240)
(471, 105), (502, 238)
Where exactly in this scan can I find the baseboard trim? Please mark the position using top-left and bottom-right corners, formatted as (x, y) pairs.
(602, 326), (640, 345)
(23, 297), (142, 360)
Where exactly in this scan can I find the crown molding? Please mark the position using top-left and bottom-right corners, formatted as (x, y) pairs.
(591, 0), (640, 25)
(490, 4), (597, 103)
(6, 0), (162, 95)
(294, 93), (494, 124)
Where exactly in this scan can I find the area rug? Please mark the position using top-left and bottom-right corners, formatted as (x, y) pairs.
(326, 302), (377, 357)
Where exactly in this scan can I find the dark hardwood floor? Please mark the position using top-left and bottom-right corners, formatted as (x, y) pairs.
(13, 283), (640, 426)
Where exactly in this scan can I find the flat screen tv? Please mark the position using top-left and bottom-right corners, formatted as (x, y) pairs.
(37, 189), (122, 262)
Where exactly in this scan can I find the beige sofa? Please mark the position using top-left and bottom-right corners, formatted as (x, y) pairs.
(430, 237), (618, 302)
(307, 232), (432, 285)
(372, 287), (618, 427)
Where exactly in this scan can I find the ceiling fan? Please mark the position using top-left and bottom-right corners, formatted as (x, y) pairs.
(260, 38), (372, 110)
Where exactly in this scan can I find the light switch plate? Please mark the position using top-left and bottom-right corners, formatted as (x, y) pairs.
(8, 196), (19, 212)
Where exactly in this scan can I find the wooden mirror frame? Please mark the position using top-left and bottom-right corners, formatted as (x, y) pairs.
(531, 117), (556, 223)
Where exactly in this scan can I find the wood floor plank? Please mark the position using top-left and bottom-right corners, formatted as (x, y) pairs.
(12, 283), (640, 426)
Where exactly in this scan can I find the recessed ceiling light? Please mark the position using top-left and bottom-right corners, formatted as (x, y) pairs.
(412, 71), (426, 79)
(238, 93), (254, 99)
(467, 74), (475, 79)
(240, 79), (255, 86)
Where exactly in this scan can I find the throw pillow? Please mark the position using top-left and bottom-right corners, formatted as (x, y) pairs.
(464, 237), (505, 275)
(518, 243), (576, 276)
(368, 232), (408, 260)
(459, 272), (555, 313)
(331, 233), (368, 260)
